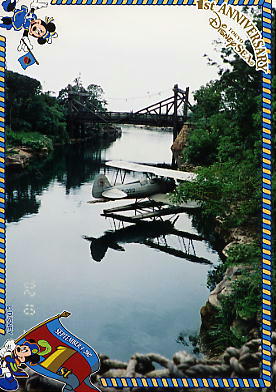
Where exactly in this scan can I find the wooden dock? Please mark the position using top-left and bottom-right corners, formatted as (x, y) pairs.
(101, 200), (196, 223)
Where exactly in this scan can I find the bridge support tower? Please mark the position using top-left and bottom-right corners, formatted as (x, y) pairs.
(173, 84), (189, 142)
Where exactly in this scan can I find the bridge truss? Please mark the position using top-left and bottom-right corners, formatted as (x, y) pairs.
(67, 84), (192, 140)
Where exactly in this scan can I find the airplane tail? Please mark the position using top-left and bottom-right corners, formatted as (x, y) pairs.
(92, 174), (112, 198)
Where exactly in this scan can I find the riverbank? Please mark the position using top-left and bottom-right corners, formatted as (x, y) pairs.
(6, 146), (49, 170)
(6, 125), (122, 171)
(175, 187), (261, 357)
(171, 125), (262, 357)
(199, 220), (260, 357)
(170, 20), (267, 355)
(182, 190), (261, 357)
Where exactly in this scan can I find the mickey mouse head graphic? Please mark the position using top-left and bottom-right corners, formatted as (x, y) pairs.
(0, 0), (57, 52)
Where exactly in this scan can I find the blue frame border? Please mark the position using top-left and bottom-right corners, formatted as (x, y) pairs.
(0, 0), (273, 388)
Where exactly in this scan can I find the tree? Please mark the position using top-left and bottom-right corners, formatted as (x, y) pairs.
(173, 9), (274, 352)
(176, 10), (265, 229)
(58, 77), (107, 113)
(6, 70), (42, 132)
(6, 70), (67, 143)
(25, 94), (67, 142)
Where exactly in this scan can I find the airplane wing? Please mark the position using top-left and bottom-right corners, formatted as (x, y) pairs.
(106, 161), (197, 182)
(102, 188), (128, 199)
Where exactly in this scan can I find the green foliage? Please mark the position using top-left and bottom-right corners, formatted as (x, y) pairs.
(58, 76), (107, 112)
(230, 272), (261, 320)
(175, 16), (269, 352)
(6, 70), (68, 145)
(6, 131), (53, 151)
(205, 308), (241, 353)
(173, 159), (261, 229)
(6, 70), (41, 133)
(206, 268), (261, 354)
(24, 94), (67, 142)
(57, 76), (108, 138)
(183, 128), (218, 165)
(207, 242), (260, 293)
(205, 242), (261, 353)
(6, 70), (41, 100)
(6, 72), (108, 147)
(192, 81), (224, 119)
(207, 310), (247, 353)
(180, 13), (262, 173)
(174, 71), (262, 226)
(226, 243), (260, 265)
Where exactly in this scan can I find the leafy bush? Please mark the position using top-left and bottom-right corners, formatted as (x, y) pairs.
(5, 70), (68, 144)
(207, 243), (260, 291)
(230, 271), (261, 320)
(205, 268), (261, 354)
(183, 128), (218, 165)
(6, 130), (53, 151)
(226, 243), (260, 265)
(173, 160), (261, 229)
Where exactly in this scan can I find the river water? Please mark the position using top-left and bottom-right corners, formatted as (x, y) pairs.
(5, 125), (220, 361)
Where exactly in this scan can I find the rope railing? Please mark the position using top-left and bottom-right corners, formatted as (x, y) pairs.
(23, 332), (275, 392)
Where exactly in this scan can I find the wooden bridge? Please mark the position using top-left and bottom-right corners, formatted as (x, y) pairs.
(68, 84), (192, 140)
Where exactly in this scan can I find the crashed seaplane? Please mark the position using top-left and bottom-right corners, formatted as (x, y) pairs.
(92, 160), (197, 203)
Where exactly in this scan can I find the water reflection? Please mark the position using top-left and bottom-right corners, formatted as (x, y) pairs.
(6, 141), (112, 223)
(83, 218), (212, 264)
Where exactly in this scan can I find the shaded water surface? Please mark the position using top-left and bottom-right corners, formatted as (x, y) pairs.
(6, 126), (220, 360)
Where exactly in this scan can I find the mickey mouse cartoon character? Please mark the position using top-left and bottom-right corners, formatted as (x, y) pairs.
(0, 0), (57, 52)
(0, 339), (40, 391)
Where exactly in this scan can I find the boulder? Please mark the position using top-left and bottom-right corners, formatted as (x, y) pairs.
(171, 123), (191, 153)
(6, 148), (33, 169)
(171, 123), (192, 167)
(208, 265), (252, 308)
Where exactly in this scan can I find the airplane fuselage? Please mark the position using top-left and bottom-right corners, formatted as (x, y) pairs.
(107, 177), (175, 199)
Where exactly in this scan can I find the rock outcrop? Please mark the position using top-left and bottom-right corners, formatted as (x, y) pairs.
(6, 147), (48, 170)
(171, 123), (192, 168)
(200, 264), (258, 355)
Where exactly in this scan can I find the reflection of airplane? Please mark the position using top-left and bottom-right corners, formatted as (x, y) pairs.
(83, 219), (211, 265)
(92, 161), (197, 200)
